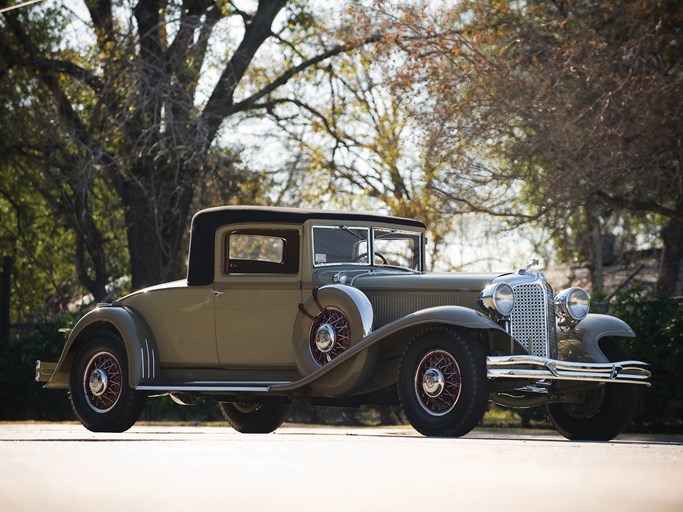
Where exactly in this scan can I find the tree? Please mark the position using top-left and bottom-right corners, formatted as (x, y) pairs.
(364, 0), (683, 294)
(246, 47), (455, 267)
(495, 0), (683, 295)
(0, 4), (121, 319)
(0, 0), (381, 299)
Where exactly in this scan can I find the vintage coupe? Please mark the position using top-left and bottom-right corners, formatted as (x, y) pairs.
(36, 206), (650, 439)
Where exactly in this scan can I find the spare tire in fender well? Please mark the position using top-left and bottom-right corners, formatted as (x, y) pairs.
(292, 284), (376, 395)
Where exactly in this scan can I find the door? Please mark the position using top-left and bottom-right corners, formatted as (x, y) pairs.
(213, 228), (302, 369)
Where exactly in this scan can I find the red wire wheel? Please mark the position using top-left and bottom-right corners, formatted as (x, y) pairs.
(414, 349), (462, 416)
(82, 350), (123, 413)
(292, 285), (375, 395)
(69, 330), (148, 432)
(398, 328), (488, 437)
(309, 308), (352, 365)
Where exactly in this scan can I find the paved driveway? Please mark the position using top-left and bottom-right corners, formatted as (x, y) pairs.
(1, 423), (681, 512)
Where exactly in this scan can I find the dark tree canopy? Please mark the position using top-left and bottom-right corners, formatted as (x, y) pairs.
(359, 0), (683, 294)
(0, 0), (379, 299)
(2, 0), (681, 326)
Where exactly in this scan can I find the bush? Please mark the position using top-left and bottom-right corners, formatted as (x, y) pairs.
(0, 315), (79, 420)
(609, 288), (683, 433)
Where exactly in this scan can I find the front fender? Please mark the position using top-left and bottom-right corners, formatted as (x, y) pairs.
(45, 305), (159, 390)
(275, 305), (506, 395)
(557, 313), (636, 363)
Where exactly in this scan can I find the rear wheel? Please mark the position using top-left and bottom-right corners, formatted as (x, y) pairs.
(547, 339), (637, 441)
(69, 330), (147, 433)
(398, 328), (488, 437)
(219, 402), (289, 434)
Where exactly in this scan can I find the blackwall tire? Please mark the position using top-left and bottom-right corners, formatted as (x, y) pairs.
(398, 328), (488, 437)
(547, 339), (637, 441)
(292, 285), (373, 376)
(219, 402), (289, 434)
(69, 330), (147, 433)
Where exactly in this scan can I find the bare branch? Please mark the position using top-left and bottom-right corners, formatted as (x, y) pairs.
(230, 35), (384, 115)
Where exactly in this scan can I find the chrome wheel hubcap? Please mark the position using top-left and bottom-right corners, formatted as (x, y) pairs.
(314, 323), (336, 353)
(422, 368), (445, 398)
(88, 368), (108, 397)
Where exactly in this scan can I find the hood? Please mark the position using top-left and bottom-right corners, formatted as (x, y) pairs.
(352, 272), (502, 293)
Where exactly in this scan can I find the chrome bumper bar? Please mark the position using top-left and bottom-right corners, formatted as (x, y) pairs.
(487, 355), (651, 386)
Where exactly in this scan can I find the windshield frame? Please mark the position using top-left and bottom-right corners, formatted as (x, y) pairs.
(311, 224), (423, 272)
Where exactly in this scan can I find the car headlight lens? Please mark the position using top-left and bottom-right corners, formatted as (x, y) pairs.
(554, 287), (590, 324)
(479, 283), (515, 317)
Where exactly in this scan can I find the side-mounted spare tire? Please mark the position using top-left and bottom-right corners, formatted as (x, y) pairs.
(292, 285), (375, 394)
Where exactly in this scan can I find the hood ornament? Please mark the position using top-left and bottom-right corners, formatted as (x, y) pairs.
(520, 258), (540, 274)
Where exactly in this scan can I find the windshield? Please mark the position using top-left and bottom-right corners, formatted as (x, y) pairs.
(312, 225), (422, 271)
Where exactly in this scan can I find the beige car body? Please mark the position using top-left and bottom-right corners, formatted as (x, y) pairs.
(37, 206), (650, 437)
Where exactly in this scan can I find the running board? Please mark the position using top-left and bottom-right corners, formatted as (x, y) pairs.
(136, 381), (292, 393)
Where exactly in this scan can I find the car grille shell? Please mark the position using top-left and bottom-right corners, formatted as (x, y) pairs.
(509, 281), (557, 359)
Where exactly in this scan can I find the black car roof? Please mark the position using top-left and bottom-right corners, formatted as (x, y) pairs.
(187, 206), (426, 285)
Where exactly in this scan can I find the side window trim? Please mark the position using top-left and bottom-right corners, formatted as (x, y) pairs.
(225, 228), (300, 275)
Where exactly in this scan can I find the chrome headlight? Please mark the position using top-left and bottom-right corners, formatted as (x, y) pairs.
(479, 283), (515, 317)
(554, 287), (590, 325)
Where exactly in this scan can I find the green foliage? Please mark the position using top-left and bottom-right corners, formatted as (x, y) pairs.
(0, 175), (68, 320)
(0, 315), (79, 420)
(1, 0), (380, 297)
(610, 287), (683, 432)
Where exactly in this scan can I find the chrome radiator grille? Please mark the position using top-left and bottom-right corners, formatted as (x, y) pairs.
(508, 281), (557, 358)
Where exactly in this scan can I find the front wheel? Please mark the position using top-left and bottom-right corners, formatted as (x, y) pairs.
(219, 402), (289, 434)
(547, 339), (638, 441)
(69, 330), (147, 432)
(398, 328), (489, 437)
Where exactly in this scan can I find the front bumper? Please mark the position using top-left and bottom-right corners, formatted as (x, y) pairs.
(487, 355), (651, 386)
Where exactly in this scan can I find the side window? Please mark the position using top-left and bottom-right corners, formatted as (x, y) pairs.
(226, 229), (299, 274)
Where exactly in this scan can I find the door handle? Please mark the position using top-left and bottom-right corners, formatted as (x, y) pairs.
(211, 289), (224, 297)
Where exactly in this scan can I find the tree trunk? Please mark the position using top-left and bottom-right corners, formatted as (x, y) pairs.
(657, 213), (683, 297)
(118, 163), (195, 291)
(586, 203), (604, 294)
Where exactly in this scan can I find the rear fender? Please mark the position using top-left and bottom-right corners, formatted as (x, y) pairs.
(45, 305), (159, 389)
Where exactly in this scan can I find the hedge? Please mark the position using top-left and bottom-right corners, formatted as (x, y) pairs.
(609, 289), (683, 432)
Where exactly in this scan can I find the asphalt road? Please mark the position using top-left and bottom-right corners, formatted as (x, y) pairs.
(1, 423), (682, 512)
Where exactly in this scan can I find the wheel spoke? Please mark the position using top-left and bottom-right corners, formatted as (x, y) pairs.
(309, 308), (351, 366)
(83, 351), (123, 413)
(414, 349), (462, 416)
